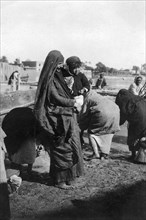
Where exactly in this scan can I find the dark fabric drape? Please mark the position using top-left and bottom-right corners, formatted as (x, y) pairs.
(115, 89), (146, 148)
(34, 50), (64, 132)
(2, 107), (40, 155)
(33, 50), (84, 184)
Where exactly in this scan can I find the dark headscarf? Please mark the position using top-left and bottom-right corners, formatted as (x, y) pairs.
(66, 56), (82, 73)
(115, 89), (146, 145)
(2, 107), (40, 155)
(34, 50), (64, 130)
(115, 89), (142, 124)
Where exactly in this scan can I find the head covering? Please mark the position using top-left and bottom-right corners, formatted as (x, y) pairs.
(66, 56), (82, 71)
(115, 89), (146, 147)
(2, 107), (40, 155)
(115, 89), (142, 118)
(34, 50), (64, 129)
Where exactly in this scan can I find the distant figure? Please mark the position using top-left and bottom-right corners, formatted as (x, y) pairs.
(66, 56), (90, 96)
(16, 72), (21, 90)
(128, 75), (143, 96)
(8, 70), (20, 91)
(95, 73), (107, 89)
(88, 78), (93, 89)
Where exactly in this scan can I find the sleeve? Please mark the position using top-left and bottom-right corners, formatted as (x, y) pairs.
(128, 84), (138, 95)
(51, 84), (75, 107)
(79, 99), (90, 131)
(81, 74), (90, 91)
(0, 127), (7, 153)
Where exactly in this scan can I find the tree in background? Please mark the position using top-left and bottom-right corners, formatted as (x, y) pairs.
(132, 66), (140, 74)
(108, 67), (118, 74)
(141, 63), (146, 74)
(94, 62), (107, 75)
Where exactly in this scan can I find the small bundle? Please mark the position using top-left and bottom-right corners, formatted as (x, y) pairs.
(135, 137), (146, 164)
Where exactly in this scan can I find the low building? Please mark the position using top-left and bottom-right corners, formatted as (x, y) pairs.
(22, 61), (43, 72)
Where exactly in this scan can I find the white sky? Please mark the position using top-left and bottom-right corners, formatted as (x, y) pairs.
(1, 0), (146, 69)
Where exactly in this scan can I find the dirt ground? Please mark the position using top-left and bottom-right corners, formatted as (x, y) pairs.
(8, 124), (146, 220)
(1, 85), (146, 220)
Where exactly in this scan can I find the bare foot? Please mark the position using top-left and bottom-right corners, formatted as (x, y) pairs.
(55, 182), (74, 190)
(88, 154), (100, 160)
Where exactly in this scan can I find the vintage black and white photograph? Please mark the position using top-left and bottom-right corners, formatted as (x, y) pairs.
(0, 0), (146, 220)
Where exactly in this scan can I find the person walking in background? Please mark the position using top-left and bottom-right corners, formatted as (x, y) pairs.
(8, 70), (20, 91)
(16, 71), (21, 90)
(79, 89), (120, 160)
(95, 73), (107, 89)
(66, 56), (90, 96)
(128, 75), (143, 96)
(34, 50), (84, 189)
(115, 89), (146, 160)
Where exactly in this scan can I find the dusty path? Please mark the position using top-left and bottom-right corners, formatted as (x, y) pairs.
(8, 124), (146, 220)
(1, 86), (145, 220)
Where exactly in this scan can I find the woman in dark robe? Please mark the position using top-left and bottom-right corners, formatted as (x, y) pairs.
(115, 89), (146, 160)
(34, 50), (84, 189)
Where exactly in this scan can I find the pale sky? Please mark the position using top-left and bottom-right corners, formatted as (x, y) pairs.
(1, 0), (146, 69)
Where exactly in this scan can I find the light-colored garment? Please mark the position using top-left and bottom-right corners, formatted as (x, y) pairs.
(135, 148), (146, 163)
(128, 83), (143, 95)
(0, 127), (7, 183)
(11, 137), (36, 165)
(89, 133), (114, 155)
(8, 175), (22, 193)
(79, 90), (120, 135)
(64, 76), (74, 91)
(0, 146), (7, 183)
(74, 95), (84, 112)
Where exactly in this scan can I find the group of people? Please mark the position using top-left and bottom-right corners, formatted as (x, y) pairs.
(1, 50), (146, 219)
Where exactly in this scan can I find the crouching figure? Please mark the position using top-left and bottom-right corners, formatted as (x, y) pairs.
(79, 90), (120, 160)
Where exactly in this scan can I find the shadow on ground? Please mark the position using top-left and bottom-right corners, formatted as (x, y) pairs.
(110, 148), (130, 161)
(26, 180), (146, 220)
(112, 135), (127, 145)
